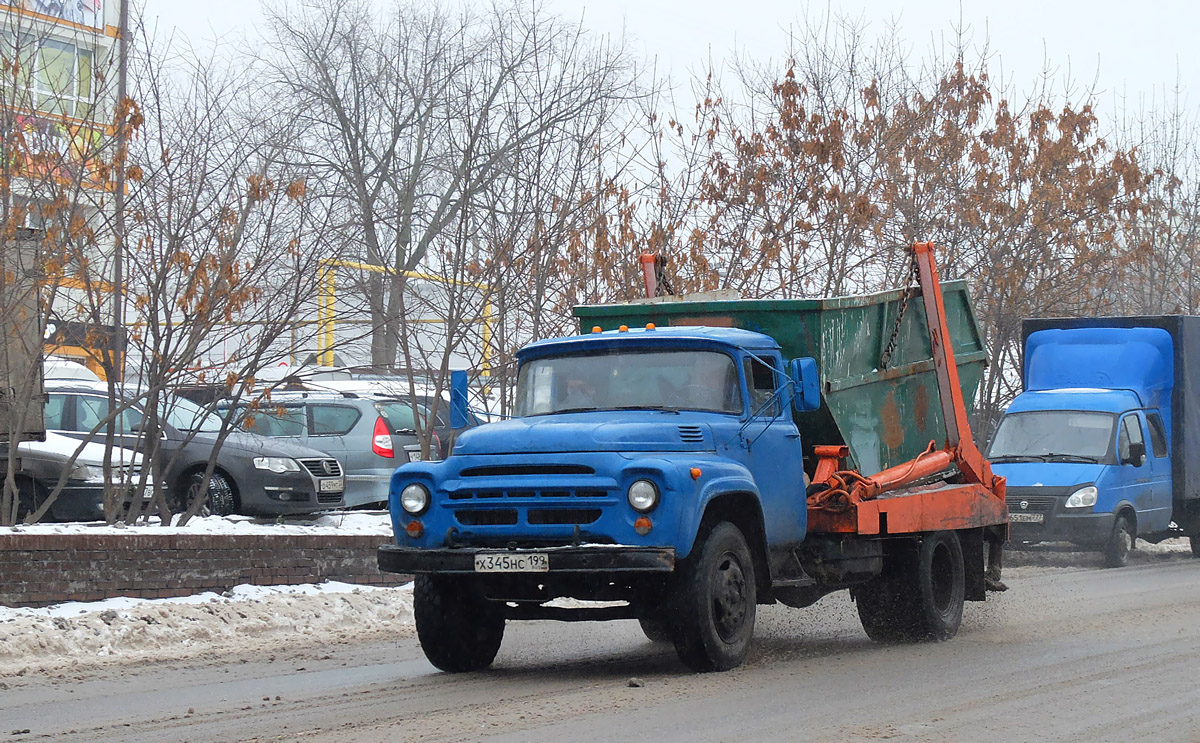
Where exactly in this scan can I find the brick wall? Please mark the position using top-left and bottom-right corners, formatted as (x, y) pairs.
(0, 533), (410, 607)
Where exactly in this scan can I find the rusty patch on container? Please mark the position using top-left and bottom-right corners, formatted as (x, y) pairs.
(672, 316), (734, 327)
(880, 390), (904, 450)
(913, 383), (929, 431)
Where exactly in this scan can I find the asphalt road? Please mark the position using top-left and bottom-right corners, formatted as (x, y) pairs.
(7, 557), (1200, 742)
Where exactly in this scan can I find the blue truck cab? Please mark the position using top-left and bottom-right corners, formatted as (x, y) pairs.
(990, 321), (1200, 566)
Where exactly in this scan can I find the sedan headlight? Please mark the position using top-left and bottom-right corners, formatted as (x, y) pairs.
(400, 483), (430, 515)
(68, 464), (105, 483)
(1065, 485), (1098, 509)
(253, 457), (301, 474)
(627, 479), (660, 512)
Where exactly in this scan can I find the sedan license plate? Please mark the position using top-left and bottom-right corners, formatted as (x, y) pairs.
(1008, 512), (1044, 523)
(319, 478), (344, 493)
(474, 553), (549, 573)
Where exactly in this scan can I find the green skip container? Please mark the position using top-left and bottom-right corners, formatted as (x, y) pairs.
(573, 280), (988, 475)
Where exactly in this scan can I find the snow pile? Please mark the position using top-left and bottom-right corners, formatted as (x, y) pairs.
(0, 581), (414, 677)
(4, 511), (393, 536)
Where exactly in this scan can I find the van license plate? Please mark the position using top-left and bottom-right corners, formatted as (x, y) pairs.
(1009, 512), (1044, 523)
(319, 478), (344, 493)
(474, 553), (549, 573)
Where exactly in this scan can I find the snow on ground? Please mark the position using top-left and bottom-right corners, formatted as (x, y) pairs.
(4, 511), (394, 536)
(0, 581), (415, 678)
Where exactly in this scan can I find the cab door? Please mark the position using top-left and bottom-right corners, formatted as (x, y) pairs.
(1113, 412), (1172, 533)
(731, 353), (807, 547)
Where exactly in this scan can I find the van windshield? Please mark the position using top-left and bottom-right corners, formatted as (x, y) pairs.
(988, 411), (1115, 462)
(513, 350), (742, 416)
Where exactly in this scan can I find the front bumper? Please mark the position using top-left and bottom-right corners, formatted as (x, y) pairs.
(1007, 494), (1115, 545)
(377, 544), (675, 575)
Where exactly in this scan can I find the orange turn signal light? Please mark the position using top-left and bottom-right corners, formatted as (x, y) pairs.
(634, 516), (652, 535)
(690, 467), (702, 480)
(405, 520), (424, 538)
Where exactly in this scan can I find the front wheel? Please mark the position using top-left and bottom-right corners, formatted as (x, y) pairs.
(855, 531), (965, 643)
(414, 575), (505, 672)
(670, 521), (757, 672)
(1104, 514), (1134, 568)
(179, 471), (237, 517)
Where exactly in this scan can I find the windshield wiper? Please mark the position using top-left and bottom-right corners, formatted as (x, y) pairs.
(612, 405), (679, 413)
(1043, 453), (1099, 463)
(548, 407), (601, 415)
(989, 455), (1047, 463)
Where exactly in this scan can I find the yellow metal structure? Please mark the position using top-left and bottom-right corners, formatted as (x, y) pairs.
(316, 259), (493, 375)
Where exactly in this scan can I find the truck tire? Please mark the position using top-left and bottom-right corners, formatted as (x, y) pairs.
(414, 575), (505, 673)
(1191, 535), (1200, 559)
(638, 616), (673, 643)
(855, 531), (965, 643)
(670, 522), (757, 672)
(1103, 514), (1134, 568)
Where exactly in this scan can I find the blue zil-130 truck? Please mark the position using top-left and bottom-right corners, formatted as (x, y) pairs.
(379, 243), (1009, 672)
(989, 316), (1200, 566)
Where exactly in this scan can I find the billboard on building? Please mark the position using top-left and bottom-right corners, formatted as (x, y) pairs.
(3, 0), (103, 29)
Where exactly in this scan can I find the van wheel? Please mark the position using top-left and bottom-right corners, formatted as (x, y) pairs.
(1104, 514), (1134, 568)
(670, 522), (757, 672)
(856, 531), (965, 643)
(414, 576), (505, 672)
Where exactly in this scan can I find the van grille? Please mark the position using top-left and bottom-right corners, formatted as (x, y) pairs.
(1006, 496), (1056, 513)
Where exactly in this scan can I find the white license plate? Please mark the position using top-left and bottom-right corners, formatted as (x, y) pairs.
(319, 478), (344, 493)
(1009, 512), (1044, 523)
(474, 553), (549, 573)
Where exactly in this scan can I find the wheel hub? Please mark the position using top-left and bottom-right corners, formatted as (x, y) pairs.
(711, 553), (748, 641)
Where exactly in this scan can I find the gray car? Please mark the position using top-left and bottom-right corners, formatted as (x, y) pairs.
(232, 392), (437, 508)
(44, 382), (345, 516)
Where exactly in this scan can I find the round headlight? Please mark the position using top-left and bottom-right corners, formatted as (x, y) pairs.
(400, 483), (430, 515)
(627, 479), (659, 512)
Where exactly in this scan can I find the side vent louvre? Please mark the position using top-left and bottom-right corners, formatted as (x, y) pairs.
(678, 425), (705, 443)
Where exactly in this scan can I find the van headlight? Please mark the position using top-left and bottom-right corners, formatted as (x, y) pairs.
(1065, 485), (1098, 509)
(400, 483), (431, 515)
(627, 479), (659, 512)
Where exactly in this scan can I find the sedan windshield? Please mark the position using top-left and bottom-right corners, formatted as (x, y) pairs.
(161, 396), (224, 433)
(513, 350), (742, 416)
(988, 411), (1114, 462)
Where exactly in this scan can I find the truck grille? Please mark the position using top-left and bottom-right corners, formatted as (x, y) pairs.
(298, 458), (342, 477)
(460, 464), (594, 477)
(678, 425), (704, 442)
(449, 488), (608, 500)
(1006, 496), (1056, 513)
(455, 508), (601, 527)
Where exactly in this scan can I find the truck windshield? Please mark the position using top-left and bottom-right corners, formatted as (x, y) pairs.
(514, 350), (743, 416)
(988, 411), (1114, 462)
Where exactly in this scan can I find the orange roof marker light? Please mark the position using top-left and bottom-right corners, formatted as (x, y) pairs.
(646, 323), (656, 330)
(618, 325), (629, 332)
(592, 326), (602, 333)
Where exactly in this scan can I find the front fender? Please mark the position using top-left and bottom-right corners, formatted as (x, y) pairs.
(675, 461), (761, 560)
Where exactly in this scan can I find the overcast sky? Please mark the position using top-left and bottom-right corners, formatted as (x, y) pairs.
(139, 0), (1196, 110)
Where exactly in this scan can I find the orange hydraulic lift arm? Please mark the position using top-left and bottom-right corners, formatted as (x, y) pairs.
(809, 242), (1006, 513)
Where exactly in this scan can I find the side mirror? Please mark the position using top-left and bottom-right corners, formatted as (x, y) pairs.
(1125, 441), (1146, 467)
(789, 357), (821, 413)
(450, 370), (470, 429)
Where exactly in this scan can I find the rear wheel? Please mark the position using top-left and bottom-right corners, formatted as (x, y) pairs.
(1104, 514), (1134, 568)
(670, 522), (757, 672)
(414, 575), (505, 672)
(855, 531), (965, 643)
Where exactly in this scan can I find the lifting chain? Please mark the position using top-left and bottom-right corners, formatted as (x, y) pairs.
(879, 249), (921, 370)
(654, 254), (676, 296)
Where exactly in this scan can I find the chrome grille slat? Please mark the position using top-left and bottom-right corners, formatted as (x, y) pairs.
(298, 458), (342, 477)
